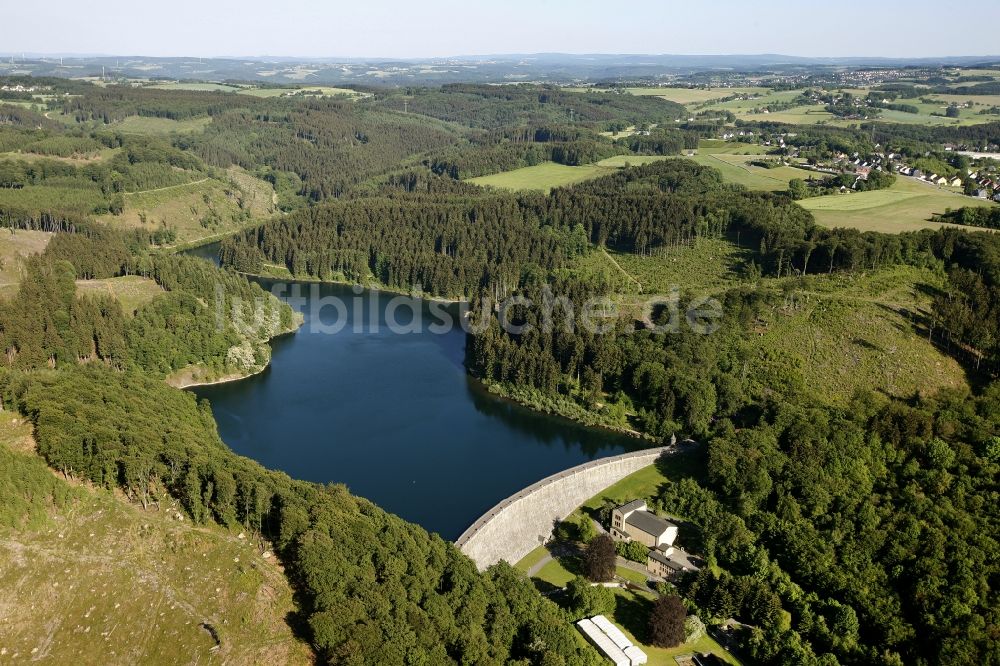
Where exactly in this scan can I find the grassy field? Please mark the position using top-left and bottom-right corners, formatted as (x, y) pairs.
(0, 230), (52, 298)
(112, 115), (213, 135)
(595, 155), (673, 168)
(625, 86), (765, 105)
(579, 464), (670, 514)
(98, 167), (276, 245)
(590, 231), (970, 405)
(0, 420), (311, 664)
(75, 276), (164, 315)
(515, 544), (551, 574)
(467, 161), (616, 192)
(148, 82), (243, 93)
(800, 177), (996, 232)
(533, 557), (578, 588)
(237, 86), (362, 99)
(680, 153), (814, 191)
(695, 140), (770, 156)
(695, 87), (996, 127)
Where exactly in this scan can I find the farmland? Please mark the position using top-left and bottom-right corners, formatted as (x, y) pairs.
(624, 86), (765, 105)
(680, 152), (815, 191)
(800, 177), (996, 232)
(148, 81), (364, 99)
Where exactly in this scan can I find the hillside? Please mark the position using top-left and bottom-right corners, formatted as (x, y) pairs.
(0, 416), (312, 664)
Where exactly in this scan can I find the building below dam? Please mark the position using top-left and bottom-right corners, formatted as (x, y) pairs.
(455, 447), (669, 570)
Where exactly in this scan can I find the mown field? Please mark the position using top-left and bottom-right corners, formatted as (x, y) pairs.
(679, 153), (815, 191)
(800, 177), (996, 232)
(624, 86), (766, 105)
(0, 418), (311, 665)
(594, 155), (673, 168)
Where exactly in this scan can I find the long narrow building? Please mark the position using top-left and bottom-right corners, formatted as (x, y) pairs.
(576, 616), (648, 666)
(576, 618), (630, 666)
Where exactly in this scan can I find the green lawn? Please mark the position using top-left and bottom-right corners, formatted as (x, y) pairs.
(579, 460), (673, 514)
(467, 161), (615, 193)
(695, 140), (771, 156)
(615, 566), (650, 586)
(800, 177), (996, 233)
(515, 544), (551, 573)
(533, 557), (578, 588)
(610, 588), (742, 665)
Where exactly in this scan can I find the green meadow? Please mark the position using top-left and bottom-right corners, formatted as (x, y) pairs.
(800, 177), (996, 233)
(467, 161), (615, 192)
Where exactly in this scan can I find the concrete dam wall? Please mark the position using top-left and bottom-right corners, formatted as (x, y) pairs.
(455, 447), (668, 570)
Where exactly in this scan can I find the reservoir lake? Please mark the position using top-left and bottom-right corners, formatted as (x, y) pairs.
(188, 244), (639, 539)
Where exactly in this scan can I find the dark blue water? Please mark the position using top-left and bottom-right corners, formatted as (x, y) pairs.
(189, 246), (640, 539)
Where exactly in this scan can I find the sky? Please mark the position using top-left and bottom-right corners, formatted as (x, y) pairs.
(3, 0), (999, 59)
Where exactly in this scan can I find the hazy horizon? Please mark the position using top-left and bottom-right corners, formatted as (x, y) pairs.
(3, 0), (999, 60)
(2, 51), (999, 62)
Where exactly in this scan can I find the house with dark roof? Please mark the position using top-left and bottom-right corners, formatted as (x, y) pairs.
(609, 500), (677, 548)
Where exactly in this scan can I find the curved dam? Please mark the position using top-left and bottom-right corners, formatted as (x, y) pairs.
(455, 447), (669, 570)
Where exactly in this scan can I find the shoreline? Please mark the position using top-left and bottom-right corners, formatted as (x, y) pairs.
(177, 237), (651, 440)
(240, 269), (464, 305)
(168, 321), (302, 390)
(175, 236), (464, 304)
(472, 379), (654, 443)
